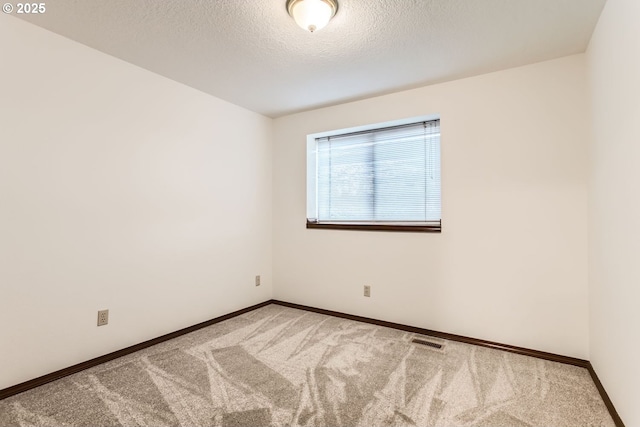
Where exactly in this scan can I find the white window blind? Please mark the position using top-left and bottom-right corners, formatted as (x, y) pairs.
(307, 119), (441, 229)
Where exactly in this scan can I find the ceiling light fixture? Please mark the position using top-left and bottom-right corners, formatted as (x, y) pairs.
(286, 0), (338, 33)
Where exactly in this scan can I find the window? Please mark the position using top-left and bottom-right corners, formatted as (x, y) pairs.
(306, 117), (441, 232)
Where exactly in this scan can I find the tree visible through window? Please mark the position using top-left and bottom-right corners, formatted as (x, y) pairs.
(306, 118), (441, 232)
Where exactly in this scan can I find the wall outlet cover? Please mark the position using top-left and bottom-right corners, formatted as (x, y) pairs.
(97, 309), (109, 326)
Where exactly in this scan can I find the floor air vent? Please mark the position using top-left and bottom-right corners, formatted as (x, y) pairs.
(412, 339), (443, 349)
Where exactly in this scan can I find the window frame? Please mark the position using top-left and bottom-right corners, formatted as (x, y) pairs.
(306, 115), (441, 233)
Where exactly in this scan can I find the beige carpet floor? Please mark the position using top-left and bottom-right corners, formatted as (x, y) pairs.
(0, 304), (614, 426)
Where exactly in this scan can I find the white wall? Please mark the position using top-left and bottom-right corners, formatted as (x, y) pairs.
(587, 0), (640, 424)
(273, 55), (590, 359)
(0, 15), (272, 390)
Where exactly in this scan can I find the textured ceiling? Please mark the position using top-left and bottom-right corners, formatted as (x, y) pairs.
(16, 0), (607, 117)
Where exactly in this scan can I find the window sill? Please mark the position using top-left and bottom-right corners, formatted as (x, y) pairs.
(306, 221), (441, 233)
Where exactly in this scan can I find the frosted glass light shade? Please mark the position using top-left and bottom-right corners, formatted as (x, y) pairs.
(287, 0), (338, 33)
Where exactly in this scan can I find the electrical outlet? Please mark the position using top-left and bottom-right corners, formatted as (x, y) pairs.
(97, 309), (109, 326)
(255, 275), (261, 286)
(364, 285), (371, 297)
